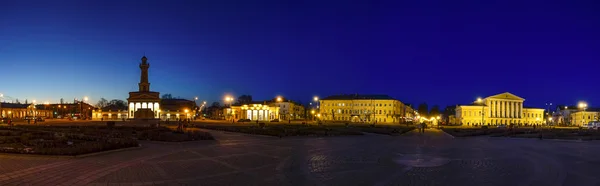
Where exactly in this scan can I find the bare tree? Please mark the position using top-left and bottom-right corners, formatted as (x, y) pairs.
(96, 98), (109, 108)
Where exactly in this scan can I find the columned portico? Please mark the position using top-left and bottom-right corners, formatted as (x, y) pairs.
(457, 92), (544, 126)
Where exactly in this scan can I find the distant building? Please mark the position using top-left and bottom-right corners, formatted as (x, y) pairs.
(0, 102), (52, 119)
(223, 101), (280, 121)
(455, 92), (545, 126)
(318, 94), (415, 124)
(45, 101), (94, 119)
(567, 107), (600, 126)
(92, 105), (128, 120)
(553, 105), (592, 126)
(268, 98), (306, 120)
(159, 99), (197, 120)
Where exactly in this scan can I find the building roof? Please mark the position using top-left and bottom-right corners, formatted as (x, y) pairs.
(231, 101), (270, 107)
(101, 105), (128, 111)
(458, 103), (487, 107)
(160, 98), (195, 111)
(556, 105), (600, 111)
(0, 102), (29, 109)
(523, 106), (544, 109)
(321, 94), (396, 100)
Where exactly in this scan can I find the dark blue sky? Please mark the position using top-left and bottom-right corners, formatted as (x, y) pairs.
(1, 0), (599, 109)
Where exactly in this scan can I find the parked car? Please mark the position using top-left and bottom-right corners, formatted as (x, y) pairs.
(270, 119), (280, 122)
(0, 118), (8, 124)
(583, 122), (600, 129)
(497, 124), (507, 128)
(237, 119), (251, 122)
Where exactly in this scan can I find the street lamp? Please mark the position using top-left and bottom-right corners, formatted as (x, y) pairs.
(578, 102), (588, 126)
(476, 97), (484, 126)
(545, 103), (552, 125)
(277, 96), (282, 102)
(224, 96), (234, 121)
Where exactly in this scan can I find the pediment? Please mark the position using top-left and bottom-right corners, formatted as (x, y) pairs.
(137, 94), (159, 99)
(128, 92), (160, 100)
(486, 92), (525, 101)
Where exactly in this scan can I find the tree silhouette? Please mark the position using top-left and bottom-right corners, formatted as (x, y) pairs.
(108, 99), (127, 108)
(96, 98), (109, 108)
(417, 103), (429, 117)
(161, 94), (173, 99)
(430, 105), (440, 117)
(236, 95), (252, 104)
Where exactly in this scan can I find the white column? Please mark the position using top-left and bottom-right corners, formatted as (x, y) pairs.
(504, 101), (507, 118)
(498, 101), (502, 118)
(519, 103), (522, 118)
(493, 100), (497, 117)
(513, 102), (517, 118)
(509, 101), (512, 118)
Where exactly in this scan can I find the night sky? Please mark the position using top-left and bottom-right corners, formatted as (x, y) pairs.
(1, 0), (599, 109)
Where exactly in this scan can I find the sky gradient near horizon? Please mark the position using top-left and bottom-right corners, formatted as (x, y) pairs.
(1, 0), (600, 109)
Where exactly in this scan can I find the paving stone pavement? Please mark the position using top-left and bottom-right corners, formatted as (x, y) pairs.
(1, 128), (600, 185)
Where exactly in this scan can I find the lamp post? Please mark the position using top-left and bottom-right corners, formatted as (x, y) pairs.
(578, 102), (588, 126)
(32, 100), (37, 118)
(194, 97), (198, 119)
(276, 96), (283, 120)
(225, 96), (234, 121)
(185, 109), (189, 119)
(545, 103), (552, 126)
(82, 96), (89, 119)
(476, 97), (484, 126)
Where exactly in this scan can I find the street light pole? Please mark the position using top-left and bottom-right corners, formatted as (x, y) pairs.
(476, 98), (484, 126)
(545, 103), (552, 126)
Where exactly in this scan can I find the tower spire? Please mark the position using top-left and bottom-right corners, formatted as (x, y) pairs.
(139, 56), (150, 92)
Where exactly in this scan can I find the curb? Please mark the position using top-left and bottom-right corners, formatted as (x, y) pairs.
(0, 145), (143, 159)
(492, 137), (584, 143)
(439, 130), (456, 138)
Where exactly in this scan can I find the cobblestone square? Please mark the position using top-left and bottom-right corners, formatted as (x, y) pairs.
(1, 128), (600, 186)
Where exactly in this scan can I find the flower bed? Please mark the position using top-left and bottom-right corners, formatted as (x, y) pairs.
(196, 125), (363, 137)
(0, 128), (138, 156)
(9, 126), (214, 142)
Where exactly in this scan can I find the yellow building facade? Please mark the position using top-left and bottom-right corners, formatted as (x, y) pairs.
(319, 94), (415, 124)
(456, 92), (545, 126)
(570, 111), (600, 126)
(224, 102), (280, 121)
